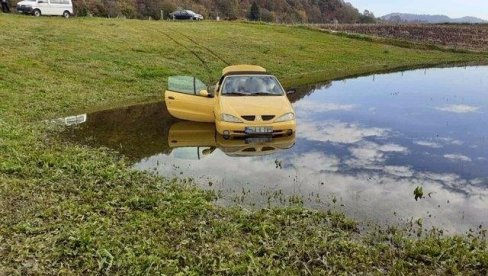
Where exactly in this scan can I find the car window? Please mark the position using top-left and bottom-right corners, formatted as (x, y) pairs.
(50, 0), (69, 4)
(221, 75), (284, 96)
(168, 76), (207, 95)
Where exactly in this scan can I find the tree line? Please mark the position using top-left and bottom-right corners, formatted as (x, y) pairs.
(72, 0), (375, 23)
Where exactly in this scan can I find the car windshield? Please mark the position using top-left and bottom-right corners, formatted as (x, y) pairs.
(186, 10), (196, 15)
(221, 75), (284, 96)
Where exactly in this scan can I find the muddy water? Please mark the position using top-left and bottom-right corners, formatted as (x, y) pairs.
(64, 66), (488, 234)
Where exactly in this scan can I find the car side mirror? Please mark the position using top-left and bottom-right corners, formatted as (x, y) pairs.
(286, 89), (296, 95)
(199, 90), (213, 98)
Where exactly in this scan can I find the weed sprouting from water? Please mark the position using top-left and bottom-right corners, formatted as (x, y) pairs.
(414, 186), (424, 201)
(288, 194), (304, 206)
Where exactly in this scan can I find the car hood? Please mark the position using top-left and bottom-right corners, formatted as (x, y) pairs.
(17, 1), (33, 5)
(219, 96), (293, 117)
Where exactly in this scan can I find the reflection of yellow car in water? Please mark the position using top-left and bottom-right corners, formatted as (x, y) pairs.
(165, 65), (296, 137)
(168, 121), (295, 159)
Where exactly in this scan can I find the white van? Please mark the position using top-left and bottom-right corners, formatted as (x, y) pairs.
(16, 0), (73, 18)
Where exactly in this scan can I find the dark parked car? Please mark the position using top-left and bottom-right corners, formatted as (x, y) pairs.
(169, 10), (203, 20)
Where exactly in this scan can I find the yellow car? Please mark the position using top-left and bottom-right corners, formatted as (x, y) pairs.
(165, 65), (296, 137)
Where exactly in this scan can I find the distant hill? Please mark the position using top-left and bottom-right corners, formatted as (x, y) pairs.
(381, 13), (487, 24)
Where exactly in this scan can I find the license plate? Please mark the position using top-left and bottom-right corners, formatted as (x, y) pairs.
(245, 137), (272, 144)
(245, 126), (273, 135)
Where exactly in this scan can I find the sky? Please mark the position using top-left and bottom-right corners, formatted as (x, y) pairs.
(347, 0), (488, 20)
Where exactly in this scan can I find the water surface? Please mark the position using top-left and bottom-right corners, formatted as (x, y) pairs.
(64, 66), (488, 233)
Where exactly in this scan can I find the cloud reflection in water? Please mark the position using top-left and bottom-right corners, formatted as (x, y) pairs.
(65, 66), (488, 234)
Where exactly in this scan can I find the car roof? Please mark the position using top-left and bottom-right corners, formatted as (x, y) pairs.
(222, 65), (267, 76)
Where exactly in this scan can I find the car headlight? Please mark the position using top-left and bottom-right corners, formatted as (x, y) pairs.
(274, 112), (295, 123)
(221, 113), (243, 123)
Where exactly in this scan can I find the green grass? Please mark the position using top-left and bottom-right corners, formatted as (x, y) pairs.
(1, 15), (487, 274)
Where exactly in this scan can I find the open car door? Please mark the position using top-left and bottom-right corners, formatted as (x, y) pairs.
(168, 121), (217, 160)
(165, 76), (215, 122)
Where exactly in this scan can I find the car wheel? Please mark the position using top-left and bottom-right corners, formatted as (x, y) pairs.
(63, 11), (70, 18)
(33, 9), (41, 17)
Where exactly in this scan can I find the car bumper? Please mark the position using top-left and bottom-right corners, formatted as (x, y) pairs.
(216, 120), (296, 137)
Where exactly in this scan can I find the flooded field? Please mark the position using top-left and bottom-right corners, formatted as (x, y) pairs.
(317, 24), (488, 52)
(64, 66), (488, 234)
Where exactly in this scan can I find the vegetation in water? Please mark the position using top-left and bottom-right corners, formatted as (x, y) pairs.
(414, 186), (424, 201)
(0, 15), (487, 274)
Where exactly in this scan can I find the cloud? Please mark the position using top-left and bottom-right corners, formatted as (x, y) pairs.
(379, 144), (409, 152)
(136, 134), (488, 234)
(383, 166), (414, 178)
(294, 101), (356, 114)
(419, 172), (465, 183)
(438, 137), (464, 146)
(347, 141), (409, 168)
(414, 140), (442, 148)
(435, 104), (480, 113)
(298, 121), (388, 144)
(444, 154), (472, 162)
(292, 152), (340, 172)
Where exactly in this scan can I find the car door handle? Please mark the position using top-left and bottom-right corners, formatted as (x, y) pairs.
(167, 96), (175, 100)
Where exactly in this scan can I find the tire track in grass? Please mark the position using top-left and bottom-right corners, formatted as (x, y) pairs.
(174, 30), (231, 66)
(156, 29), (215, 82)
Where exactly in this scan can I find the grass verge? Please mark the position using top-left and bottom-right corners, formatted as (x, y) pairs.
(0, 15), (487, 274)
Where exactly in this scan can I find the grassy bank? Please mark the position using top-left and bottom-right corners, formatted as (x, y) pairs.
(2, 15), (488, 121)
(1, 15), (487, 274)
